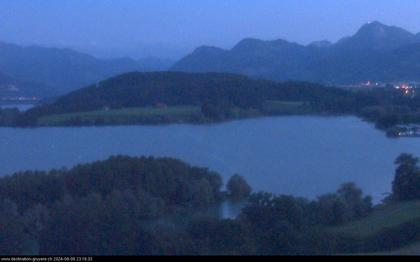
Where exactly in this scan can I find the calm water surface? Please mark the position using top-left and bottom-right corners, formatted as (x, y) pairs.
(1, 116), (419, 203)
(0, 103), (35, 111)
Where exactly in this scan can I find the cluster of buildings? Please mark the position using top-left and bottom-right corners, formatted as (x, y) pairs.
(359, 81), (418, 89)
(359, 81), (387, 88)
(347, 81), (419, 97)
(393, 82), (418, 96)
(394, 125), (420, 138)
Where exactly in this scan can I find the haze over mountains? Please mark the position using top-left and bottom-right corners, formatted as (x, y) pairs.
(0, 71), (52, 99)
(173, 21), (420, 84)
(0, 41), (174, 99)
(2, 21), (420, 100)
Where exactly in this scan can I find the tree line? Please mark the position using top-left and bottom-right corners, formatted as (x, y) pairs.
(1, 153), (419, 255)
(2, 72), (419, 128)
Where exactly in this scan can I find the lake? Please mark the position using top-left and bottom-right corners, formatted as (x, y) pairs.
(1, 116), (419, 203)
(0, 103), (35, 111)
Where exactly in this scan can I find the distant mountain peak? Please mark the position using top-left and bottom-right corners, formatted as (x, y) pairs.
(172, 21), (420, 83)
(365, 20), (385, 26)
(190, 46), (226, 57)
(232, 38), (301, 55)
(308, 40), (333, 48)
(337, 21), (417, 50)
(232, 38), (268, 51)
(357, 21), (402, 36)
(194, 45), (224, 52)
(236, 37), (263, 44)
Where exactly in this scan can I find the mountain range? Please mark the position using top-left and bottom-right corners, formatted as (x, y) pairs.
(0, 71), (52, 99)
(0, 41), (174, 98)
(172, 21), (420, 84)
(2, 21), (420, 100)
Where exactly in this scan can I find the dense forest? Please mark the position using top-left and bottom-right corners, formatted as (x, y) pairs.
(0, 154), (419, 255)
(24, 72), (355, 115)
(2, 72), (420, 131)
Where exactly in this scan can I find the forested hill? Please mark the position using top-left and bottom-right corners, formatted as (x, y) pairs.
(25, 72), (357, 116)
(14, 71), (420, 129)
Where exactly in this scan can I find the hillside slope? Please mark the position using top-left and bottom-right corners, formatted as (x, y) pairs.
(330, 201), (420, 254)
(25, 71), (354, 117)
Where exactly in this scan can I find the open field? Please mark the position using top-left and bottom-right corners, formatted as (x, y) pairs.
(388, 242), (420, 255)
(37, 106), (202, 126)
(35, 102), (314, 127)
(329, 201), (420, 254)
(331, 201), (420, 239)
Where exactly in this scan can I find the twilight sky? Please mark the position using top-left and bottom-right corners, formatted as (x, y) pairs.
(1, 0), (420, 59)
